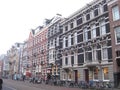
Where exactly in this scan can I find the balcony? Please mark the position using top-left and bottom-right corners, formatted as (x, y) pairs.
(84, 60), (99, 67)
(62, 64), (73, 69)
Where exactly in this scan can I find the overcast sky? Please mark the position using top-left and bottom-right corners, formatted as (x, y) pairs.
(0, 0), (93, 55)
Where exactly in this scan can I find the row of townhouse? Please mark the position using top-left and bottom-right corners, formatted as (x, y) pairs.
(26, 0), (120, 87)
(7, 43), (24, 79)
(1, 0), (120, 88)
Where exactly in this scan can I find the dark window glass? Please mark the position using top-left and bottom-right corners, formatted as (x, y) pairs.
(86, 14), (90, 20)
(77, 34), (83, 43)
(71, 37), (74, 45)
(94, 9), (98, 16)
(77, 34), (80, 43)
(65, 57), (68, 65)
(106, 23), (110, 33)
(66, 39), (68, 47)
(65, 26), (68, 31)
(103, 4), (108, 12)
(78, 48), (84, 53)
(70, 23), (74, 28)
(97, 44), (101, 49)
(107, 48), (112, 60)
(107, 40), (111, 46)
(71, 56), (74, 65)
(78, 54), (84, 65)
(88, 31), (91, 39)
(59, 41), (63, 48)
(97, 50), (101, 61)
(77, 18), (82, 25)
(96, 27), (100, 36)
(88, 52), (92, 61)
(116, 50), (120, 57)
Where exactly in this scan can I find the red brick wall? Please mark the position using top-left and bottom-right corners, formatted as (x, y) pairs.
(108, 0), (120, 72)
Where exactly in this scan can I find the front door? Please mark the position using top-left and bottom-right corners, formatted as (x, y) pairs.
(74, 70), (78, 83)
(84, 69), (89, 83)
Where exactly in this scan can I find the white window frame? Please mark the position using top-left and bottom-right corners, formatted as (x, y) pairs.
(114, 26), (120, 44)
(74, 32), (77, 45)
(112, 5), (120, 21)
(100, 21), (106, 36)
(102, 44), (108, 60)
(99, 5), (103, 14)
(103, 67), (109, 81)
(93, 46), (97, 61)
(90, 10), (94, 19)
(102, 48), (108, 60)
(91, 25), (96, 39)
(68, 35), (71, 47)
(84, 28), (88, 41)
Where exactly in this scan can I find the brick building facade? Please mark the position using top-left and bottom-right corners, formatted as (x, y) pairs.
(108, 0), (120, 87)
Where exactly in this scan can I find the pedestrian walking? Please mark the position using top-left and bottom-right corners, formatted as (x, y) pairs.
(22, 75), (25, 81)
(0, 78), (3, 90)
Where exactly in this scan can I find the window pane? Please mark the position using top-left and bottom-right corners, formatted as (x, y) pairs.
(103, 67), (109, 80)
(115, 27), (120, 44)
(91, 25), (96, 38)
(86, 14), (90, 20)
(70, 23), (74, 28)
(63, 37), (65, 48)
(71, 56), (74, 65)
(94, 9), (98, 16)
(77, 18), (83, 25)
(102, 48), (108, 59)
(116, 34), (120, 43)
(94, 68), (98, 80)
(100, 21), (106, 35)
(112, 6), (120, 21)
(84, 28), (88, 41)
(65, 57), (68, 65)
(68, 35), (71, 47)
(74, 32), (77, 44)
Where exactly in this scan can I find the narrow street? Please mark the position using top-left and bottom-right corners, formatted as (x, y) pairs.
(2, 79), (81, 90)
